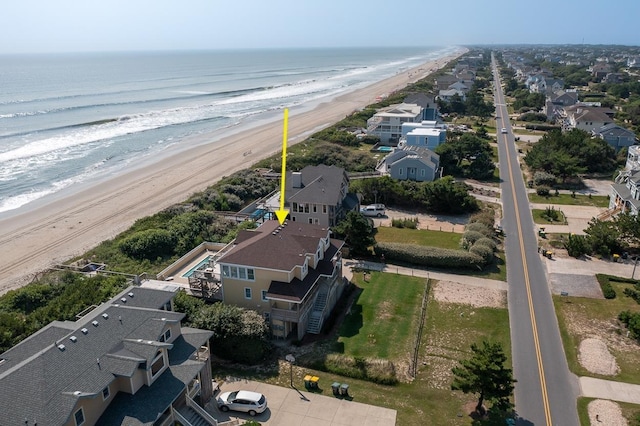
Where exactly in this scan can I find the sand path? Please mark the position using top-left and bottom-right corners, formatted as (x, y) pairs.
(0, 50), (466, 294)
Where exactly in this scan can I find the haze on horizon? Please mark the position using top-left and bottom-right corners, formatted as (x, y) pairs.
(2, 0), (638, 54)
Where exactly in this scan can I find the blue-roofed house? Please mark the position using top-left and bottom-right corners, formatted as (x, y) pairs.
(400, 121), (447, 151)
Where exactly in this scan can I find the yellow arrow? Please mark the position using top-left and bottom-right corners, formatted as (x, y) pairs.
(275, 108), (290, 225)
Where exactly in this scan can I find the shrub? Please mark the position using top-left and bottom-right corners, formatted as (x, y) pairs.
(536, 186), (551, 197)
(375, 242), (485, 269)
(465, 222), (493, 237)
(474, 237), (497, 251)
(468, 209), (495, 229)
(533, 171), (556, 187)
(391, 218), (418, 229)
(470, 244), (494, 263)
(618, 310), (640, 339)
(462, 230), (485, 248)
(564, 234), (591, 258)
(596, 274), (617, 299)
(322, 353), (398, 385)
(119, 229), (176, 260)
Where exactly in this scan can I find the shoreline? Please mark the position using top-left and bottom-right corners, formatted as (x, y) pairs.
(0, 48), (467, 294)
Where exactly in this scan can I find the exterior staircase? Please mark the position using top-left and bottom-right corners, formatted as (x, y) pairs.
(177, 405), (216, 426)
(306, 292), (328, 334)
(597, 205), (623, 221)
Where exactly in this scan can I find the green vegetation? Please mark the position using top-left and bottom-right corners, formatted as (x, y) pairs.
(333, 211), (377, 256)
(451, 341), (515, 416)
(375, 227), (461, 249)
(524, 129), (618, 184)
(0, 272), (129, 353)
(531, 207), (567, 224)
(436, 133), (497, 180)
(528, 192), (609, 207)
(351, 176), (479, 214)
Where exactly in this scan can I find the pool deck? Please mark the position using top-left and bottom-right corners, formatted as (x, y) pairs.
(166, 250), (218, 286)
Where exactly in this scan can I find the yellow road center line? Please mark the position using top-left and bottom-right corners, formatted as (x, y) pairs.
(502, 114), (553, 424)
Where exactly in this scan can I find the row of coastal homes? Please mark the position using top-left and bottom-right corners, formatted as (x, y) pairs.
(608, 145), (640, 217)
(0, 285), (215, 426)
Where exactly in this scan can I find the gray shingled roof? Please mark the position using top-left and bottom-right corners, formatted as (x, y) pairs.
(287, 164), (348, 206)
(0, 286), (205, 426)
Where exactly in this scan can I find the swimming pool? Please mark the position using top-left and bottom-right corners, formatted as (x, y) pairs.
(182, 255), (213, 278)
(378, 146), (393, 152)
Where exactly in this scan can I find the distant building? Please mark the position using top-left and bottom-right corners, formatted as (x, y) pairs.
(376, 145), (440, 182)
(367, 103), (423, 143)
(400, 121), (447, 150)
(404, 93), (439, 121)
(0, 285), (215, 426)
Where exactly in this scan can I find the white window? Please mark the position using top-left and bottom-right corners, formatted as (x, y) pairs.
(230, 266), (238, 278)
(102, 386), (110, 401)
(308, 218), (313, 224)
(239, 268), (247, 280)
(74, 408), (85, 426)
(323, 205), (327, 214)
(151, 350), (165, 378)
(245, 288), (252, 299)
(399, 168), (403, 175)
(421, 169), (425, 177)
(222, 265), (229, 277)
(261, 290), (268, 301)
(159, 328), (171, 343)
(247, 269), (255, 280)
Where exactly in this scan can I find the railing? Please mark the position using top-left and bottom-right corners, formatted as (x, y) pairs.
(270, 307), (300, 322)
(188, 380), (201, 399)
(192, 345), (210, 362)
(172, 409), (194, 426)
(186, 395), (219, 425)
(157, 410), (175, 426)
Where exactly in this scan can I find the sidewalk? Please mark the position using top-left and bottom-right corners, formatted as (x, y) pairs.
(580, 377), (640, 405)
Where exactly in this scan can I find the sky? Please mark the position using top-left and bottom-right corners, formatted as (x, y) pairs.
(1, 0), (638, 54)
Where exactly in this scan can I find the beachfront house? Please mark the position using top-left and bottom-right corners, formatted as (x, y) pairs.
(366, 103), (423, 143)
(215, 220), (346, 340)
(0, 285), (215, 426)
(270, 164), (359, 228)
(400, 121), (447, 150)
(404, 93), (439, 121)
(592, 123), (637, 151)
(376, 145), (440, 182)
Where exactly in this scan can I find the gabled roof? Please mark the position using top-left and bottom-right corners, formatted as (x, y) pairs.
(404, 93), (436, 108)
(286, 164), (347, 205)
(594, 123), (636, 138)
(0, 286), (202, 426)
(218, 221), (339, 272)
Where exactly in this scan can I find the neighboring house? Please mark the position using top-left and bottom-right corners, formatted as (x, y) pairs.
(376, 145), (440, 182)
(404, 93), (439, 121)
(437, 88), (466, 102)
(628, 56), (640, 69)
(592, 123), (637, 151)
(273, 164), (358, 228)
(591, 62), (613, 80)
(401, 121), (447, 150)
(215, 220), (346, 340)
(367, 103), (423, 143)
(608, 145), (640, 217)
(545, 90), (579, 121)
(604, 72), (625, 84)
(448, 81), (470, 94)
(0, 285), (214, 426)
(563, 105), (614, 132)
(434, 74), (459, 91)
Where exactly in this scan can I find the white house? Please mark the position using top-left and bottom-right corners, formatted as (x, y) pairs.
(367, 103), (423, 143)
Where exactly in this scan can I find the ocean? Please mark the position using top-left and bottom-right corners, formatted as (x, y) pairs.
(0, 46), (455, 214)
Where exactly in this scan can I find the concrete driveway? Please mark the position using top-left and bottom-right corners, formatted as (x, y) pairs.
(206, 379), (397, 426)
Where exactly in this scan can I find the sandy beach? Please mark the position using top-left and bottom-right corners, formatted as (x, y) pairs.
(0, 49), (466, 294)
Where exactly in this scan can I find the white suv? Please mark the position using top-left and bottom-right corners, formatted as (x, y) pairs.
(360, 204), (386, 217)
(217, 390), (267, 416)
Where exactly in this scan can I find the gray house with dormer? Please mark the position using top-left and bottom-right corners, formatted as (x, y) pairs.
(592, 123), (637, 151)
(0, 285), (215, 426)
(376, 145), (440, 182)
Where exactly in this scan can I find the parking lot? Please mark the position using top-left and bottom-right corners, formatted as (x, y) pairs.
(206, 378), (397, 425)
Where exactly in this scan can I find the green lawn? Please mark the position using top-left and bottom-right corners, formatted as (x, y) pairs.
(555, 279), (640, 384)
(531, 208), (567, 225)
(528, 193), (609, 207)
(337, 272), (425, 360)
(375, 226), (462, 249)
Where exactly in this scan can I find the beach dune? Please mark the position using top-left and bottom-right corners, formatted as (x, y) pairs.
(0, 49), (466, 294)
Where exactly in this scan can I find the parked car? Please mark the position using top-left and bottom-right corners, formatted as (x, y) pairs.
(217, 390), (267, 416)
(360, 204), (386, 217)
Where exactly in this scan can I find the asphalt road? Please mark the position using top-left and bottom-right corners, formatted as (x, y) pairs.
(492, 56), (580, 425)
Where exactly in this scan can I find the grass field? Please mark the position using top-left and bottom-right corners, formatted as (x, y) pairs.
(531, 208), (567, 225)
(577, 397), (640, 425)
(528, 193), (609, 207)
(337, 272), (425, 360)
(375, 226), (462, 249)
(554, 279), (640, 384)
